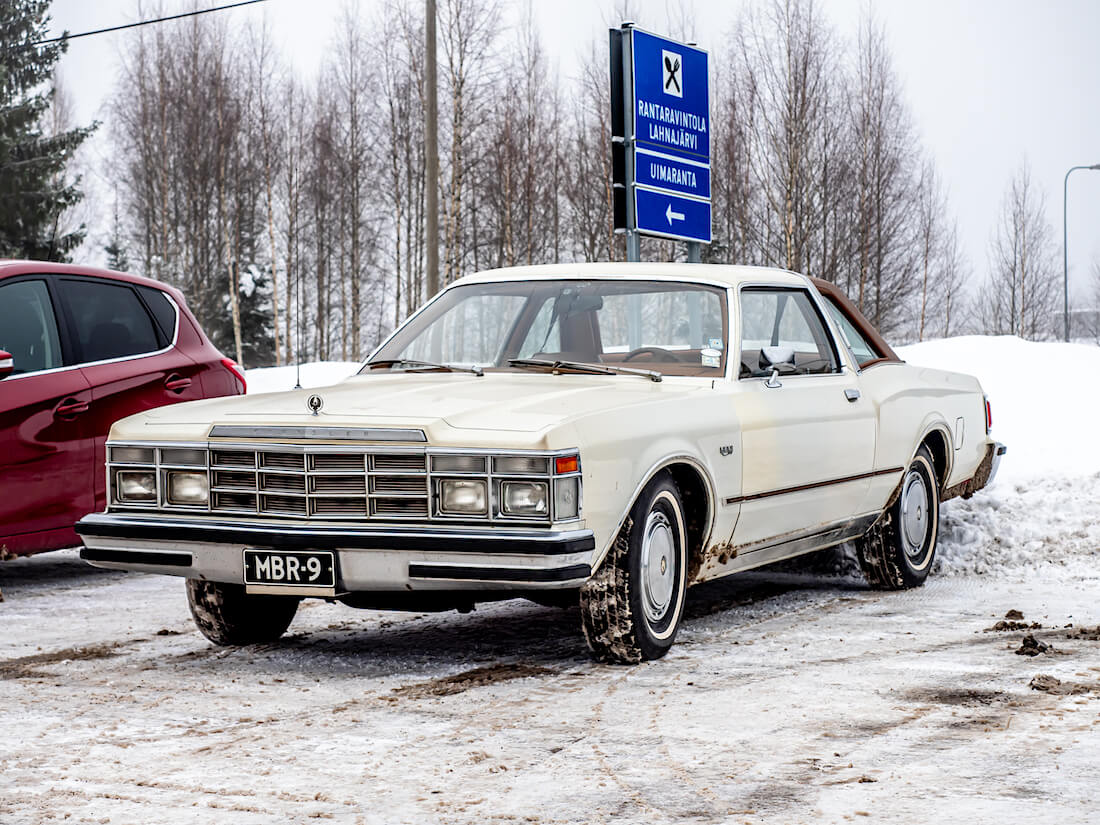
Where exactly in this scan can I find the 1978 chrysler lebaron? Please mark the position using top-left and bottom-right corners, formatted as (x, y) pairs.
(77, 264), (1005, 662)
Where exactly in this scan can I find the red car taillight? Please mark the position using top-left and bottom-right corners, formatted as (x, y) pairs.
(221, 358), (247, 394)
(984, 396), (992, 433)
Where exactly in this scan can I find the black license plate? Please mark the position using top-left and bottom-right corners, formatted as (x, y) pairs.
(243, 550), (336, 588)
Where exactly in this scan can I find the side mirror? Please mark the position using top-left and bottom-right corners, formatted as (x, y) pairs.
(759, 345), (795, 369)
(0, 350), (12, 380)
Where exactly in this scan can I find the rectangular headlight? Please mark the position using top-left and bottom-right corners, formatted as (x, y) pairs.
(554, 477), (580, 520)
(494, 456), (549, 475)
(439, 479), (487, 515)
(432, 454), (486, 473)
(111, 446), (155, 464)
(167, 471), (209, 506)
(116, 471), (156, 503)
(501, 481), (549, 516)
(160, 448), (206, 466)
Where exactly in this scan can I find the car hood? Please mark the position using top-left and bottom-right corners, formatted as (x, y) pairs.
(114, 371), (710, 446)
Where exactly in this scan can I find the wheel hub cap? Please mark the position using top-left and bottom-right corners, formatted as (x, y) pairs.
(641, 511), (676, 623)
(900, 470), (929, 559)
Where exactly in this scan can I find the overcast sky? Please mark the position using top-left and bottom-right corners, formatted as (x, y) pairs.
(46, 0), (1100, 305)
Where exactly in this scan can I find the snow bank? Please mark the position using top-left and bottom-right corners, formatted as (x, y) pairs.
(244, 361), (360, 395)
(934, 472), (1100, 577)
(897, 335), (1100, 482)
(899, 336), (1100, 577)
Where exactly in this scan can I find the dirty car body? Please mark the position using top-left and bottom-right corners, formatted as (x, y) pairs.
(77, 264), (1004, 662)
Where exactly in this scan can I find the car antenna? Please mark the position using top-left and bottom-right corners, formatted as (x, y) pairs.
(294, 257), (302, 390)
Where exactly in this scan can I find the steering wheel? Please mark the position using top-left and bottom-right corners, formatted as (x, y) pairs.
(622, 346), (681, 363)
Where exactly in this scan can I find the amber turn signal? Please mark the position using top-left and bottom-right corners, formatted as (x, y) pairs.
(554, 455), (579, 475)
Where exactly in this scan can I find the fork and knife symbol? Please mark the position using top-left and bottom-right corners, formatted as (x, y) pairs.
(664, 55), (681, 93)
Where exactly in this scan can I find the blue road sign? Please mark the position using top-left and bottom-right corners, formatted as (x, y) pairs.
(634, 148), (710, 200)
(635, 188), (711, 244)
(631, 30), (710, 162)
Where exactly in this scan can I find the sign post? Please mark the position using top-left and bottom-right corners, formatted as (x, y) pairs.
(610, 24), (711, 262)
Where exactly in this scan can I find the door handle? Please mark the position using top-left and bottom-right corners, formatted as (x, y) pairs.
(55, 398), (89, 417)
(845, 388), (861, 402)
(165, 374), (192, 393)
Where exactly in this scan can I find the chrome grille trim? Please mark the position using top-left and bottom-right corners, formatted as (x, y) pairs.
(106, 441), (583, 525)
(261, 452), (305, 470)
(311, 475), (367, 494)
(208, 425), (427, 442)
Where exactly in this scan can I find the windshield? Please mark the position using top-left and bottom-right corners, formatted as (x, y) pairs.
(367, 279), (728, 377)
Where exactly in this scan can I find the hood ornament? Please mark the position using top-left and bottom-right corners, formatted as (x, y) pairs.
(306, 394), (324, 416)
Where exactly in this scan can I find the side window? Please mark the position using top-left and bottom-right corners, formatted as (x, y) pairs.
(739, 289), (838, 378)
(822, 298), (881, 367)
(0, 280), (64, 374)
(137, 285), (179, 342)
(62, 279), (162, 363)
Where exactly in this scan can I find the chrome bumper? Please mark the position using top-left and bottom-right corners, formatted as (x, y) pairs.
(987, 442), (1007, 487)
(75, 513), (595, 591)
(944, 440), (1007, 501)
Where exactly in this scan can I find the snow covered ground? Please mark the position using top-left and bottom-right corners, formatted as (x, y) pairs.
(2, 336), (1099, 824)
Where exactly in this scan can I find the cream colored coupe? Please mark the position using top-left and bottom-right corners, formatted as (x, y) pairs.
(77, 264), (1004, 663)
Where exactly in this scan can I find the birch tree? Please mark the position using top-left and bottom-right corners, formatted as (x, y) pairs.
(983, 162), (1060, 339)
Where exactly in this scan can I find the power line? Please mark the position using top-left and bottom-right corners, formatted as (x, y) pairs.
(29, 0), (271, 47)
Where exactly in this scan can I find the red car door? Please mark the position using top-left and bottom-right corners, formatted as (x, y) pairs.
(0, 277), (94, 555)
(56, 276), (208, 512)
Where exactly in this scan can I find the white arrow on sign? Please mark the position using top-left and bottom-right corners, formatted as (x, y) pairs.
(665, 203), (686, 225)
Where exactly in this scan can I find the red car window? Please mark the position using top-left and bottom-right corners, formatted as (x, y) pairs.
(136, 285), (179, 342)
(0, 279), (64, 374)
(63, 279), (161, 363)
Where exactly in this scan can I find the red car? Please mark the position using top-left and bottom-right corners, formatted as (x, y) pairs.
(0, 261), (246, 557)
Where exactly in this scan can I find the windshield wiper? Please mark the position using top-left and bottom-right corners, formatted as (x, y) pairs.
(366, 359), (483, 376)
(507, 358), (662, 383)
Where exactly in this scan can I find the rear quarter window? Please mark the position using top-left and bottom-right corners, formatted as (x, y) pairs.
(137, 285), (179, 342)
(822, 297), (883, 367)
(62, 279), (162, 363)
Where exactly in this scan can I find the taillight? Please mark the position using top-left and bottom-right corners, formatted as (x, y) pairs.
(221, 358), (247, 394)
(984, 396), (992, 433)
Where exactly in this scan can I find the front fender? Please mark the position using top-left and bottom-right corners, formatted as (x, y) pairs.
(565, 393), (737, 570)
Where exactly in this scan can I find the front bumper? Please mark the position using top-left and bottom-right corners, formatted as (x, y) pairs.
(75, 513), (595, 591)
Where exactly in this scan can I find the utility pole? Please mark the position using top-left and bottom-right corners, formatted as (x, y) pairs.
(425, 0), (440, 297)
(620, 22), (639, 263)
(1063, 163), (1100, 342)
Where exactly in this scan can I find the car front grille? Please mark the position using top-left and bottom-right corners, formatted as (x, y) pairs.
(108, 442), (581, 525)
(207, 448), (429, 521)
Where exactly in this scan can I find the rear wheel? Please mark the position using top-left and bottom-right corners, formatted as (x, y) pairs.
(579, 473), (688, 663)
(186, 579), (300, 645)
(856, 446), (939, 590)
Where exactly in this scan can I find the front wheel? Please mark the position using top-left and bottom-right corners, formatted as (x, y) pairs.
(856, 446), (940, 590)
(579, 473), (688, 663)
(186, 579), (300, 645)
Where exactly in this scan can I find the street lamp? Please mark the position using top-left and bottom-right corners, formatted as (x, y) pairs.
(1063, 163), (1100, 342)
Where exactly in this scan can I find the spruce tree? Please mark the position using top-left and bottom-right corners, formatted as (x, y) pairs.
(104, 198), (129, 271)
(0, 1), (96, 261)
